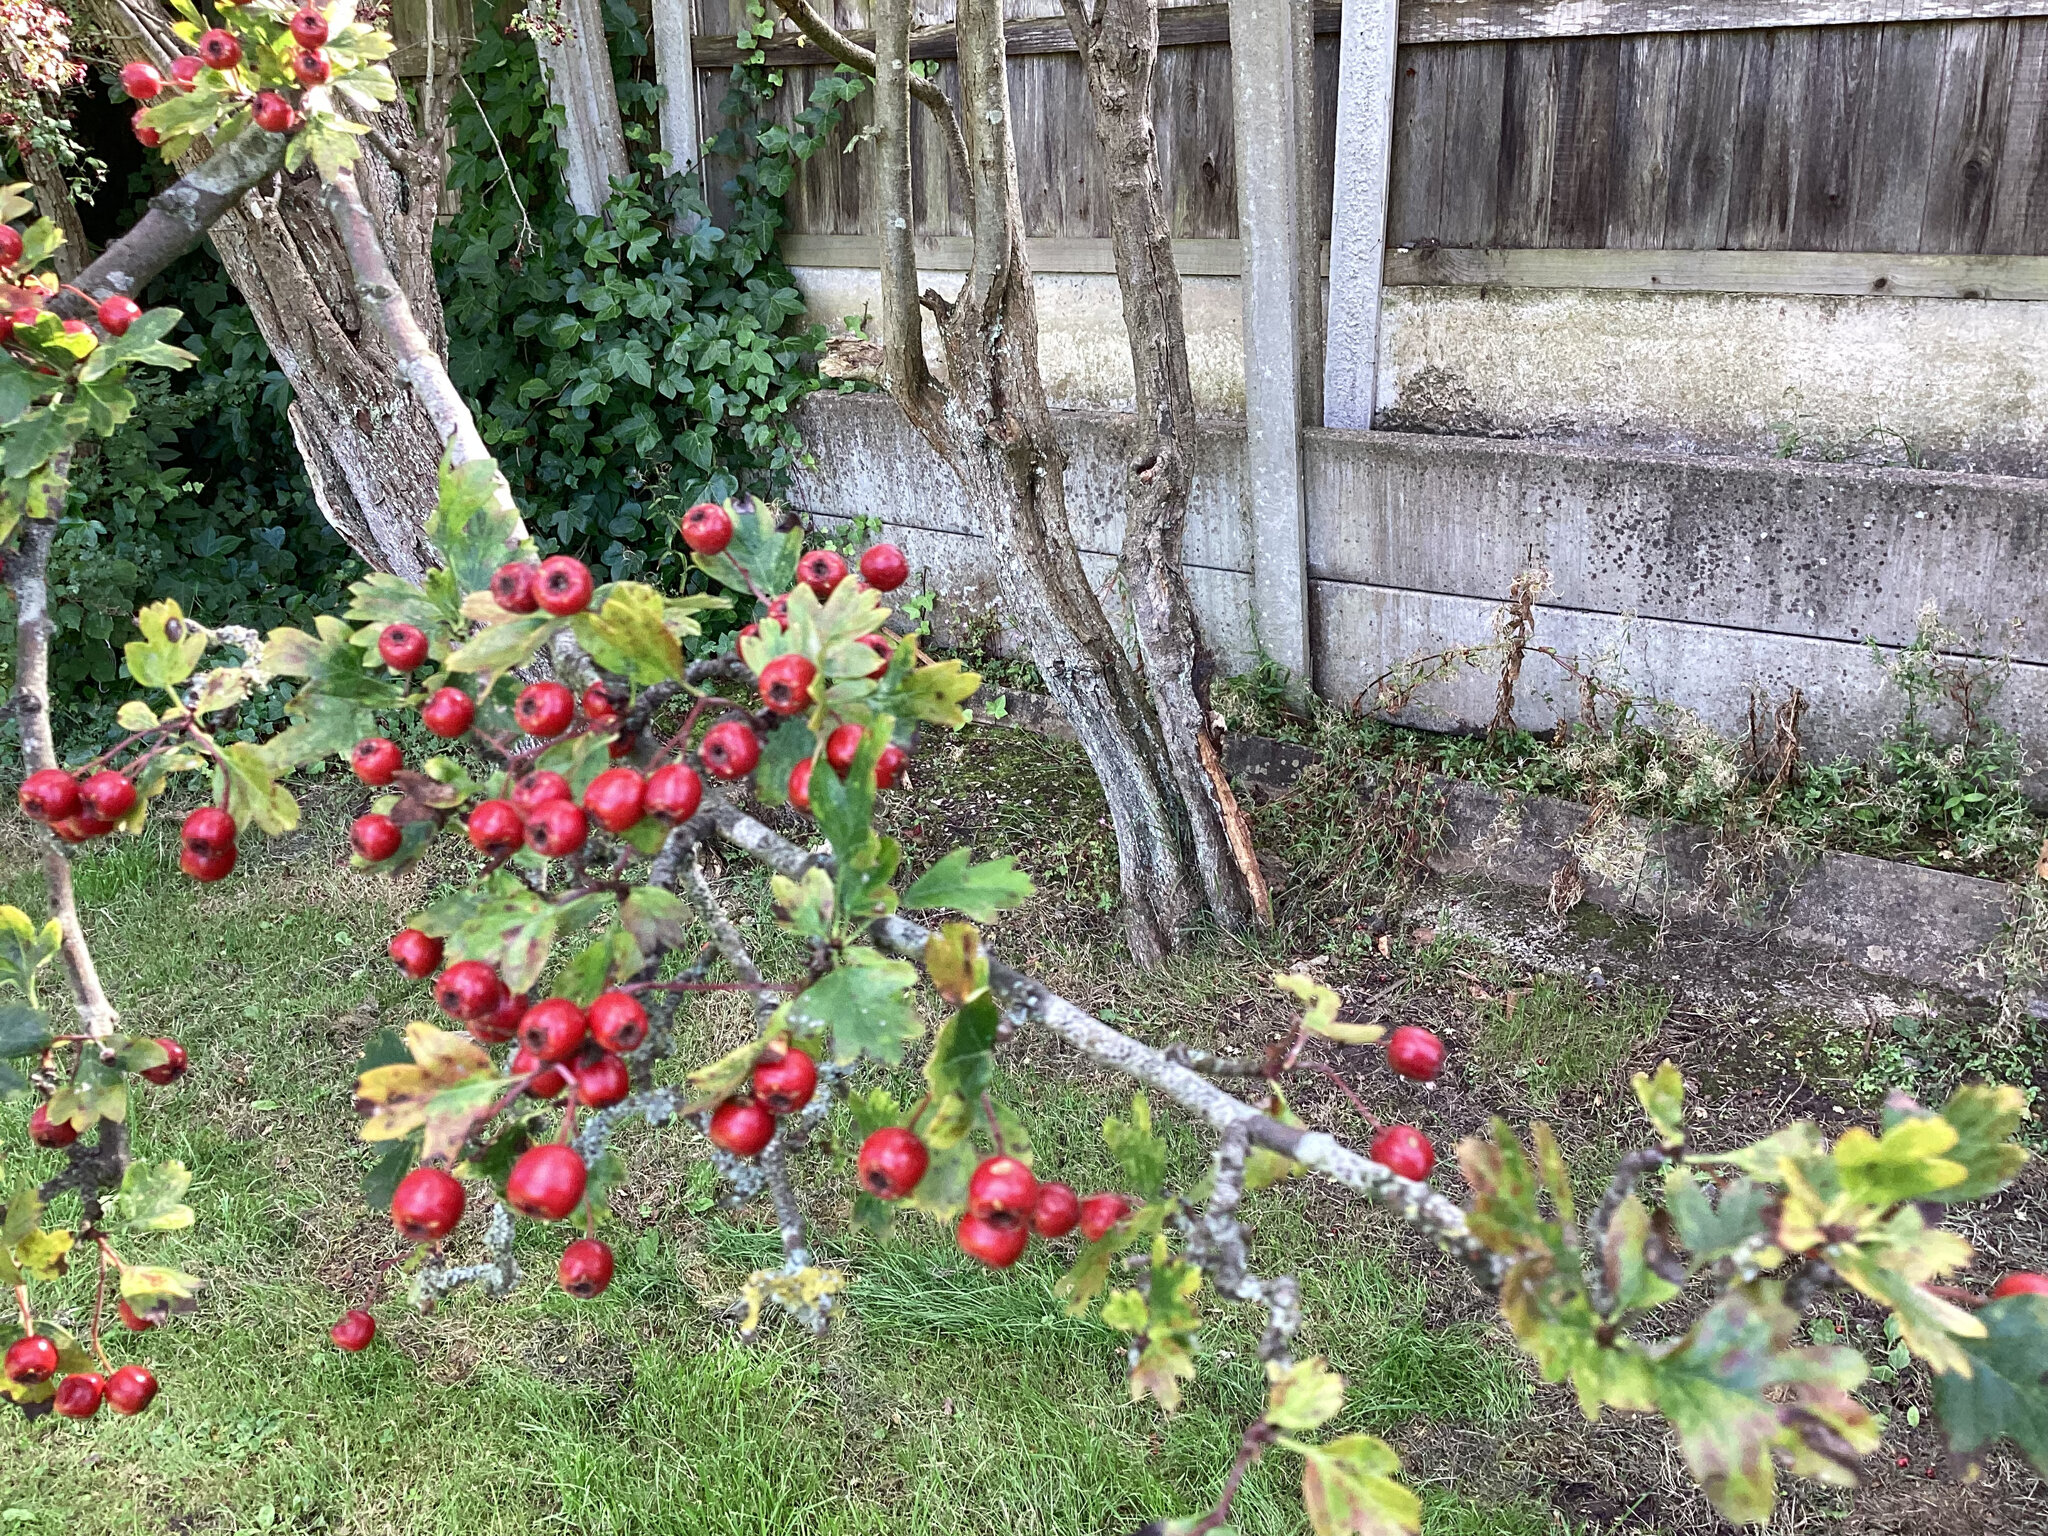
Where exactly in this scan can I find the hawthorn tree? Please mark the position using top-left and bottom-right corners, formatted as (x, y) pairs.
(6, 10), (2048, 1532)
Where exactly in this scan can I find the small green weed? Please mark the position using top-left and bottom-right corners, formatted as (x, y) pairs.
(1476, 976), (1670, 1103)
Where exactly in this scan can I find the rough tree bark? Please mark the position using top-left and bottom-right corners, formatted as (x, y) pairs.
(79, 0), (464, 580)
(773, 0), (1257, 960)
(1059, 0), (1266, 929)
(533, 0), (631, 215)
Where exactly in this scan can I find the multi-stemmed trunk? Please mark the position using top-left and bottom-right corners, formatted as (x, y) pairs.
(776, 0), (1262, 962)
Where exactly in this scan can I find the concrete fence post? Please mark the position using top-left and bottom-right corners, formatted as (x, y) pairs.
(1323, 0), (1401, 430)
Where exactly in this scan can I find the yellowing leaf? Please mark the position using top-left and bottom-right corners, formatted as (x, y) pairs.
(1832, 1116), (1966, 1206)
(124, 598), (207, 689)
(1290, 1434), (1419, 1536)
(1266, 1356), (1346, 1432)
(354, 1022), (495, 1144)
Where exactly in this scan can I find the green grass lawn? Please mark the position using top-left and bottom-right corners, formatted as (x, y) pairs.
(1, 769), (1551, 1536)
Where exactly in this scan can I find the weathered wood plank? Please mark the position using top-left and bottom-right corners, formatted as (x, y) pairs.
(1919, 19), (2015, 252)
(1607, 32), (1682, 248)
(1986, 19), (2048, 247)
(1386, 34), (1457, 242)
(1494, 39), (1561, 244)
(1156, 42), (1240, 238)
(1404, 1), (2048, 45)
(1724, 26), (1809, 247)
(1434, 43), (1510, 244)
(1847, 22), (1943, 251)
(1384, 242), (2048, 295)
(1544, 36), (1619, 245)
(1662, 27), (1746, 246)
(778, 232), (1251, 273)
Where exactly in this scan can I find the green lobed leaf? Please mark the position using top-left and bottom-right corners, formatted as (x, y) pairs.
(425, 454), (532, 596)
(1632, 1060), (1686, 1148)
(446, 612), (560, 675)
(107, 1160), (196, 1233)
(924, 991), (1001, 1105)
(1104, 1092), (1168, 1201)
(1288, 1434), (1420, 1536)
(784, 948), (922, 1065)
(0, 1003), (52, 1059)
(690, 497), (802, 596)
(1266, 1355), (1347, 1432)
(904, 847), (1036, 921)
(1930, 1294), (2048, 1476)
(569, 582), (684, 684)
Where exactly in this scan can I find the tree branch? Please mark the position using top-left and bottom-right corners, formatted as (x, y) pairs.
(53, 125), (288, 317)
(6, 515), (120, 1034)
(769, 0), (973, 223)
(867, 0), (936, 406)
(704, 795), (1505, 1284)
(679, 844), (778, 1025)
(1184, 1123), (1300, 1361)
(1586, 1146), (1670, 1315)
(760, 1131), (813, 1271)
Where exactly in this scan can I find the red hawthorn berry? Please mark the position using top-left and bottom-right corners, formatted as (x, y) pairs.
(1386, 1025), (1445, 1083)
(105, 1363), (158, 1415)
(29, 1103), (77, 1148)
(956, 1212), (1029, 1269)
(78, 770), (137, 822)
(1990, 1272), (2048, 1299)
(115, 1299), (155, 1333)
(292, 47), (331, 85)
(752, 1043), (817, 1116)
(559, 1237), (615, 1298)
(525, 798), (588, 859)
(466, 798), (525, 858)
(377, 622), (430, 672)
(51, 813), (116, 844)
(857, 1127), (928, 1199)
(54, 1371), (105, 1419)
(511, 1043), (567, 1098)
(824, 723), (864, 775)
(572, 1050), (630, 1109)
(1078, 1193), (1132, 1243)
(470, 988), (527, 1046)
(580, 684), (621, 727)
(181, 805), (236, 857)
(4, 1335), (59, 1385)
(511, 770), (573, 816)
(758, 653), (817, 716)
(588, 990), (649, 1054)
(967, 1156), (1038, 1224)
(290, 5), (329, 48)
(18, 768), (81, 824)
(96, 295), (142, 337)
(350, 812), (402, 863)
(169, 56), (203, 86)
(644, 763), (703, 824)
(699, 719), (761, 781)
(607, 732), (638, 761)
(708, 1098), (775, 1157)
(858, 543), (909, 592)
(583, 766), (646, 833)
(252, 91), (297, 133)
(330, 1310), (376, 1352)
(519, 998), (588, 1064)
(763, 595), (790, 626)
(491, 561), (540, 613)
(1030, 1181), (1081, 1239)
(197, 27), (241, 68)
(535, 555), (593, 616)
(118, 61), (163, 100)
(1369, 1124), (1436, 1182)
(737, 623), (760, 642)
(787, 758), (813, 812)
(796, 549), (849, 601)
(61, 319), (95, 346)
(876, 744), (909, 790)
(180, 844), (236, 881)
(0, 226), (19, 267)
(141, 1037), (187, 1086)
(421, 687), (476, 738)
(388, 927), (443, 979)
(351, 736), (402, 786)
(507, 1143), (587, 1221)
(391, 1166), (465, 1242)
(132, 113), (161, 148)
(515, 681), (575, 737)
(679, 501), (734, 555)
(434, 960), (504, 1023)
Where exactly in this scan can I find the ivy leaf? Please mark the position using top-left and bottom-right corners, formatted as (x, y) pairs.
(1266, 1356), (1347, 1432)
(1931, 1294), (2048, 1476)
(570, 582), (684, 684)
(425, 454), (532, 596)
(784, 947), (921, 1065)
(0, 1003), (52, 1059)
(924, 991), (1001, 1104)
(1288, 1434), (1420, 1536)
(905, 847), (1035, 921)
(124, 598), (208, 689)
(106, 1160), (195, 1233)
(1103, 1092), (1168, 1200)
(1632, 1060), (1686, 1148)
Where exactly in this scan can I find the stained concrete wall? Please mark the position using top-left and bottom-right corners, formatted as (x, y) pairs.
(791, 266), (2048, 475)
(787, 393), (2048, 766)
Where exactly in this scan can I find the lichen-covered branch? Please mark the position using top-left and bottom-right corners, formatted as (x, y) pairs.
(759, 1132), (813, 1270)
(1183, 1124), (1299, 1361)
(680, 845), (778, 1026)
(6, 516), (120, 1034)
(1586, 1146), (1669, 1314)
(705, 794), (1506, 1284)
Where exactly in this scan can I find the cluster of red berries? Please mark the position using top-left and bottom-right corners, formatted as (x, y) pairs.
(3, 1337), (159, 1420)
(16, 765), (138, 844)
(703, 1042), (820, 1157)
(119, 7), (332, 148)
(1364, 1024), (1448, 1182)
(853, 1130), (1133, 1269)
(26, 1036), (186, 1160)
(0, 226), (143, 348)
